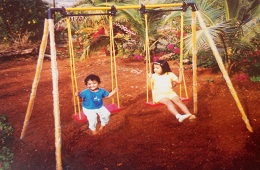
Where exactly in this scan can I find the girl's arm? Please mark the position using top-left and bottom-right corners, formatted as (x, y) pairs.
(173, 68), (183, 84)
(106, 87), (118, 98)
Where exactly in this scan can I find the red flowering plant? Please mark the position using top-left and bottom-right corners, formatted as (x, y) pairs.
(155, 26), (187, 61)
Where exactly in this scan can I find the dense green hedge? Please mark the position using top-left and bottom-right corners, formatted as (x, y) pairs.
(0, 115), (14, 170)
(0, 0), (49, 43)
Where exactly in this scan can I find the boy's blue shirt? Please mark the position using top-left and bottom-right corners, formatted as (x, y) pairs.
(80, 88), (109, 109)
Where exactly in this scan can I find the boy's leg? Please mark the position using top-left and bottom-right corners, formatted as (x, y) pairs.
(97, 106), (111, 128)
(83, 108), (98, 132)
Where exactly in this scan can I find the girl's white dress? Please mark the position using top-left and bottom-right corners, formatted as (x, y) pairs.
(151, 72), (178, 102)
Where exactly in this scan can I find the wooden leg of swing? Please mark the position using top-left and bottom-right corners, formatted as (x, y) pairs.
(20, 19), (49, 140)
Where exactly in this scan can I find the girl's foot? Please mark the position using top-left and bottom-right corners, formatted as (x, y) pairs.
(177, 113), (191, 122)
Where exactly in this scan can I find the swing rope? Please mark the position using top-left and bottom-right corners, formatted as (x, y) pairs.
(144, 14), (153, 103)
(66, 17), (81, 118)
(109, 15), (120, 107)
(144, 13), (161, 106)
(179, 11), (189, 100)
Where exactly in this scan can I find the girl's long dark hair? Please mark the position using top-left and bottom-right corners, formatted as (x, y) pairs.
(152, 60), (171, 74)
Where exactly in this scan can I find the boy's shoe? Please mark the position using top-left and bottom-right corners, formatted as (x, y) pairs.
(178, 114), (191, 123)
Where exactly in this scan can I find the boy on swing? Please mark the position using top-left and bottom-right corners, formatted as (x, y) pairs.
(78, 74), (117, 135)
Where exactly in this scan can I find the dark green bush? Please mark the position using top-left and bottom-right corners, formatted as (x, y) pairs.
(0, 115), (14, 170)
(0, 0), (49, 43)
(229, 32), (260, 77)
(197, 50), (218, 68)
(0, 115), (14, 145)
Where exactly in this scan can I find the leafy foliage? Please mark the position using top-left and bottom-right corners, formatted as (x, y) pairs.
(0, 115), (14, 170)
(0, 115), (14, 145)
(196, 49), (218, 68)
(0, 0), (49, 43)
(250, 76), (260, 82)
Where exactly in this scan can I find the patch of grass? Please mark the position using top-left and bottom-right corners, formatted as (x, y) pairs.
(207, 78), (214, 83)
(250, 76), (260, 82)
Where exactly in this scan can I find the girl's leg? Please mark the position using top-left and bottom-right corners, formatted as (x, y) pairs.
(159, 97), (179, 116)
(83, 108), (98, 133)
(159, 97), (191, 122)
(97, 106), (111, 128)
(171, 96), (191, 114)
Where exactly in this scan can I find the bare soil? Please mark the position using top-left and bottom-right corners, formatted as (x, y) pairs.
(1, 52), (260, 170)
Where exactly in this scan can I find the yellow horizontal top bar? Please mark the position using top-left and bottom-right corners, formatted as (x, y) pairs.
(65, 3), (183, 11)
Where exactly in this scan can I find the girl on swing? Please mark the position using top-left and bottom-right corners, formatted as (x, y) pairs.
(149, 59), (195, 122)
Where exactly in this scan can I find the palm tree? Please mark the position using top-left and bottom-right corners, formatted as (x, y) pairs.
(60, 0), (259, 67)
(175, 0), (259, 73)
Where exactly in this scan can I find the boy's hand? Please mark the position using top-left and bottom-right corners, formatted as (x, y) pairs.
(113, 87), (118, 93)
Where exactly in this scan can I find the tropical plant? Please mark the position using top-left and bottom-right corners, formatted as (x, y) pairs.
(0, 115), (14, 170)
(223, 0), (260, 75)
(0, 0), (49, 43)
(169, 0), (260, 75)
(54, 0), (260, 71)
(56, 0), (188, 59)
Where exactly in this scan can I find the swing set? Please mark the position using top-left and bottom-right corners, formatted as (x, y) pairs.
(20, 2), (253, 170)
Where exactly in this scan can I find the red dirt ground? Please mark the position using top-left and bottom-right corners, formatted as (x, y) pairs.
(1, 53), (260, 170)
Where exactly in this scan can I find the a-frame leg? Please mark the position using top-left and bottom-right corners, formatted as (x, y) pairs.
(20, 19), (49, 139)
(196, 11), (253, 132)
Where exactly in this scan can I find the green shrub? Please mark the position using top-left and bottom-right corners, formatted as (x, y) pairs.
(0, 0), (49, 43)
(229, 32), (260, 76)
(0, 115), (14, 145)
(0, 147), (14, 170)
(197, 50), (218, 68)
(0, 115), (14, 170)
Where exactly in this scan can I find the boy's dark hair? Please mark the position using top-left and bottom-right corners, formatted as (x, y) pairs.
(84, 74), (101, 85)
(152, 60), (171, 74)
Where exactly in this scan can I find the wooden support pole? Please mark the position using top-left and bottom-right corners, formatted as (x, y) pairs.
(48, 18), (63, 170)
(196, 11), (253, 132)
(191, 11), (198, 114)
(20, 19), (49, 139)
